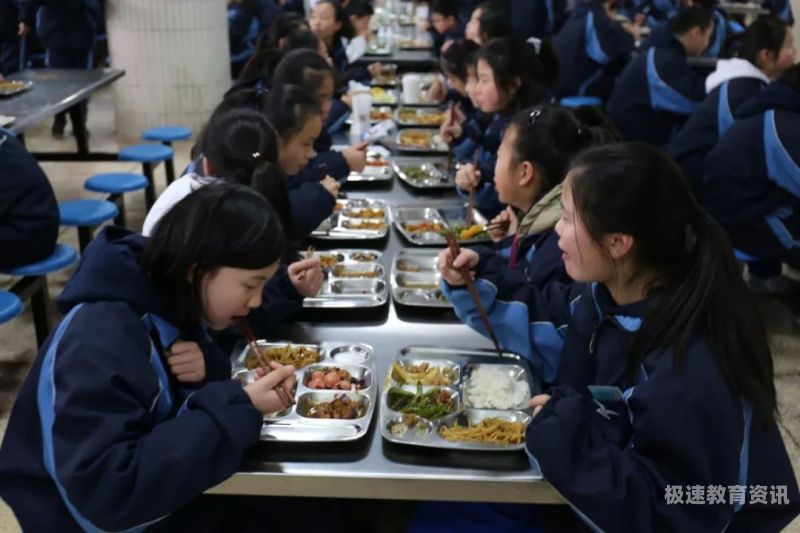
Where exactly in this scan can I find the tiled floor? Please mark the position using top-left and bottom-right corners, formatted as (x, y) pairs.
(1, 88), (799, 531)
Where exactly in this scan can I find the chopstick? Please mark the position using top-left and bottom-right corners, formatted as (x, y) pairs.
(483, 219), (511, 234)
(446, 103), (455, 174)
(297, 245), (315, 281)
(443, 233), (504, 357)
(234, 317), (295, 407)
(465, 152), (479, 224)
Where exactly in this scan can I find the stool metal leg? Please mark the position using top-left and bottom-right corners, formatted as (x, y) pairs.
(77, 226), (94, 253)
(11, 276), (52, 348)
(108, 193), (125, 226)
(163, 141), (176, 185)
(142, 162), (156, 209)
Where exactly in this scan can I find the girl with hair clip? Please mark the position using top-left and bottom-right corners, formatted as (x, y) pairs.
(435, 143), (800, 532)
(669, 16), (795, 189)
(701, 64), (800, 290)
(270, 48), (369, 179)
(445, 105), (619, 385)
(143, 107), (324, 340)
(446, 37), (561, 219)
(0, 183), (301, 531)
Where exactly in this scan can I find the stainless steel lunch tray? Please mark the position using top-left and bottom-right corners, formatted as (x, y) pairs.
(370, 88), (400, 107)
(380, 346), (538, 451)
(365, 43), (393, 56)
(395, 129), (448, 154)
(304, 249), (388, 308)
(391, 249), (452, 308)
(0, 80), (32, 97)
(233, 340), (378, 442)
(391, 161), (454, 189)
(389, 203), (490, 246)
(394, 107), (444, 127)
(347, 106), (393, 126)
(311, 199), (389, 240)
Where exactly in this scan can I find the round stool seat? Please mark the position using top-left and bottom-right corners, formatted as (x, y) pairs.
(85, 172), (149, 194)
(60, 199), (119, 227)
(119, 143), (174, 163)
(141, 125), (192, 142)
(560, 96), (604, 108)
(1, 244), (78, 276)
(0, 291), (23, 324)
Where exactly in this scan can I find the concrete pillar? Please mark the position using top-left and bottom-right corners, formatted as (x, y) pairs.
(105, 0), (231, 140)
(792, 0), (800, 57)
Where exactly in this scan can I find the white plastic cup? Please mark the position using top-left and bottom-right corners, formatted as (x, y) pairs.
(351, 91), (373, 138)
(402, 74), (422, 104)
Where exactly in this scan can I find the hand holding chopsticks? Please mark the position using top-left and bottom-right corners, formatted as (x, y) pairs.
(440, 234), (504, 358)
(234, 317), (296, 410)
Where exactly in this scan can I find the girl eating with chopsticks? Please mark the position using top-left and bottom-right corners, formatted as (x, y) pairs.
(434, 143), (800, 532)
(445, 105), (618, 384)
(448, 37), (560, 219)
(0, 183), (299, 531)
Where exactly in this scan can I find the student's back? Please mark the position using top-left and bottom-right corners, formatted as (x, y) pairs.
(20, 0), (100, 50)
(554, 0), (635, 101)
(0, 129), (59, 269)
(701, 73), (800, 266)
(607, 7), (712, 145)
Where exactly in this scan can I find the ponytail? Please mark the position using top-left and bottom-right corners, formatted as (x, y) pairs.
(569, 143), (776, 425)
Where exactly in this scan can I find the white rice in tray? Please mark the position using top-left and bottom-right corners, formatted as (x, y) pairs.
(464, 366), (531, 409)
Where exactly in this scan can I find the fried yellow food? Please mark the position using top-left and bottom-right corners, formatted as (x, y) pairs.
(398, 109), (443, 125)
(318, 255), (341, 269)
(370, 109), (392, 121)
(439, 417), (525, 444)
(404, 221), (445, 233)
(391, 362), (455, 386)
(399, 130), (432, 147)
(261, 344), (320, 368)
(343, 220), (387, 230)
(370, 87), (396, 104)
(458, 224), (485, 240)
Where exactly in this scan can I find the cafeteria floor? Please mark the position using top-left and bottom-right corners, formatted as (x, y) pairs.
(1, 88), (800, 532)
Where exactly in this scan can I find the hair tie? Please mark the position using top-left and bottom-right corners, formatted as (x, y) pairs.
(526, 37), (542, 55)
(252, 151), (262, 160)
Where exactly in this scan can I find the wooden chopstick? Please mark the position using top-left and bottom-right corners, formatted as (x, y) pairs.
(297, 245), (316, 282)
(483, 219), (511, 233)
(234, 318), (295, 407)
(446, 103), (455, 174)
(443, 233), (504, 357)
(466, 188), (475, 226)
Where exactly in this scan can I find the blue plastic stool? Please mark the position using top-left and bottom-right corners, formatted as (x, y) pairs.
(59, 199), (119, 252)
(1, 244), (78, 346)
(119, 143), (175, 209)
(0, 291), (23, 325)
(85, 172), (148, 227)
(142, 125), (191, 186)
(560, 96), (604, 108)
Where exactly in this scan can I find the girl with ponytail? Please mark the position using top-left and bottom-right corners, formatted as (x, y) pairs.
(445, 105), (618, 385)
(435, 142), (799, 532)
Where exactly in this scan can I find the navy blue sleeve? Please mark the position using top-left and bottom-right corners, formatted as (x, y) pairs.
(593, 9), (636, 62)
(248, 264), (304, 336)
(47, 303), (263, 531)
(315, 149), (350, 181)
(654, 49), (706, 106)
(441, 250), (583, 383)
(288, 180), (336, 240)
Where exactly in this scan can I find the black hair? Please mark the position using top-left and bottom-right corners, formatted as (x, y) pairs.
(507, 105), (619, 193)
(141, 182), (286, 333)
(265, 12), (309, 49)
(432, 0), (459, 18)
(344, 0), (374, 18)
(270, 48), (336, 96)
(191, 86), (269, 160)
(197, 108), (294, 246)
(777, 62), (800, 91)
(265, 84), (324, 140)
(568, 143), (776, 425)
(441, 38), (480, 81)
(670, 6), (715, 35)
(475, 2), (512, 43)
(725, 16), (789, 65)
(314, 0), (356, 41)
(237, 28), (321, 84)
(475, 37), (560, 115)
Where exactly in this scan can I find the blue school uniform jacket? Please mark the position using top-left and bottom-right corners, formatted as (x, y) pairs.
(640, 9), (744, 58)
(443, 229), (570, 384)
(287, 174), (337, 239)
(506, 0), (567, 39)
(762, 0), (794, 23)
(607, 35), (705, 146)
(0, 227), (263, 532)
(668, 75), (767, 190)
(19, 0), (99, 51)
(430, 25), (464, 57)
(701, 82), (800, 262)
(454, 112), (508, 219)
(553, 0), (635, 102)
(525, 282), (800, 532)
(0, 128), (59, 269)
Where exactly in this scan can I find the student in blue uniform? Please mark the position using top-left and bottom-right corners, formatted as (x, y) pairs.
(434, 142), (800, 532)
(452, 37), (560, 219)
(607, 6), (714, 146)
(464, 1), (512, 46)
(553, 0), (637, 101)
(19, 0), (101, 137)
(0, 183), (301, 531)
(429, 0), (464, 55)
(445, 106), (618, 384)
(504, 0), (568, 40)
(431, 38), (479, 113)
(701, 65), (800, 271)
(669, 16), (795, 191)
(0, 127), (59, 269)
(761, 0), (793, 24)
(310, 0), (368, 82)
(0, 0), (23, 75)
